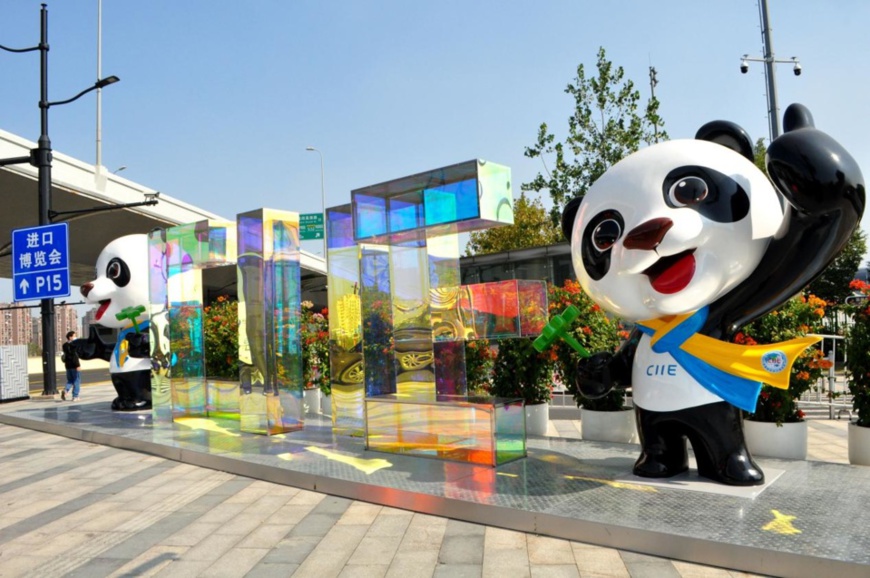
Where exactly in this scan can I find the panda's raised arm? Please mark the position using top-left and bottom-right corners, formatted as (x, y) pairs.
(71, 325), (114, 363)
(705, 103), (865, 337)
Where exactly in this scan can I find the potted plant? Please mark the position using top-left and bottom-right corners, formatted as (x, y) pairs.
(844, 280), (870, 465)
(547, 281), (635, 443)
(489, 336), (555, 436)
(738, 294), (830, 460)
(300, 301), (330, 415)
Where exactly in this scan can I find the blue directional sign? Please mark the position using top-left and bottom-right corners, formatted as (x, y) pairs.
(12, 222), (71, 302)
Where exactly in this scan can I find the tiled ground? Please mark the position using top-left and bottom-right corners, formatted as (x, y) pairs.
(0, 422), (764, 578)
(0, 383), (863, 577)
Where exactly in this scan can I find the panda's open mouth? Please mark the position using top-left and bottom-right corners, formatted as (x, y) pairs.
(95, 299), (111, 321)
(642, 249), (696, 294)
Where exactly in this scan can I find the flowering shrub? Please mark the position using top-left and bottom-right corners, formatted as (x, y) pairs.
(464, 339), (496, 396)
(844, 280), (870, 427)
(489, 336), (556, 404)
(202, 296), (331, 392)
(300, 301), (331, 394)
(737, 294), (830, 425)
(203, 296), (240, 380)
(547, 280), (624, 411)
(360, 294), (395, 394)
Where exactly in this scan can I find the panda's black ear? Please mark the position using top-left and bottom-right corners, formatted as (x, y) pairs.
(782, 103), (815, 132)
(562, 197), (582, 241)
(695, 120), (754, 162)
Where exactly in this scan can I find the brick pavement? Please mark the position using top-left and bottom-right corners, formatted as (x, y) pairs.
(0, 385), (852, 577)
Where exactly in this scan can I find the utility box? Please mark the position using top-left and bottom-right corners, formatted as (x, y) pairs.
(0, 345), (29, 402)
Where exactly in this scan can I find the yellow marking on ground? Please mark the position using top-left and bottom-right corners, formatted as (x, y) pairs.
(564, 475), (657, 493)
(496, 472), (518, 478)
(762, 510), (801, 535)
(276, 453), (294, 461)
(174, 417), (240, 437)
(306, 446), (393, 474)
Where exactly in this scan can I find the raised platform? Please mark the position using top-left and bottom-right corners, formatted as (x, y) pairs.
(1, 393), (868, 578)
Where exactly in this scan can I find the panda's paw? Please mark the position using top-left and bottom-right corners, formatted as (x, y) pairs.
(767, 104), (864, 217)
(633, 452), (689, 478)
(110, 398), (152, 412)
(721, 452), (765, 486)
(575, 352), (614, 399)
(694, 450), (765, 486)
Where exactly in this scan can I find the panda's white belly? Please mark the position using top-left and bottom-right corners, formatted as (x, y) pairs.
(631, 334), (724, 411)
(109, 345), (151, 374)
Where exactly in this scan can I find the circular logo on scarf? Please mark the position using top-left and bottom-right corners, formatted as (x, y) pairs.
(761, 351), (787, 374)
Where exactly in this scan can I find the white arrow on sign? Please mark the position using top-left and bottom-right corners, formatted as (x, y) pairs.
(19, 279), (29, 294)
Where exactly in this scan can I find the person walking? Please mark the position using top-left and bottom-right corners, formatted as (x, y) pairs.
(61, 330), (82, 401)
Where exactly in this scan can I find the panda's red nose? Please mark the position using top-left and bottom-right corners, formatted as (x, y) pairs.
(80, 283), (93, 298)
(623, 218), (673, 250)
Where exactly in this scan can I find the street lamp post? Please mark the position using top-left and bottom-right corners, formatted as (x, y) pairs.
(740, 0), (801, 142)
(305, 146), (327, 259)
(1, 4), (121, 396)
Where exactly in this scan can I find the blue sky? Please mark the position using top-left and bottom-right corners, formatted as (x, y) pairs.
(2, 1), (870, 307)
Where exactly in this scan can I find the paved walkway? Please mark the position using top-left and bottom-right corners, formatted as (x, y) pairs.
(0, 384), (853, 577)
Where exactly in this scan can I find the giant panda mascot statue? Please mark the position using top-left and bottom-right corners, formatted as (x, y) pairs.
(563, 104), (864, 486)
(75, 234), (152, 411)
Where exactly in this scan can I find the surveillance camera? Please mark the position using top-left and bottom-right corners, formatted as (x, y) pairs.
(793, 62), (802, 76)
(740, 61), (749, 74)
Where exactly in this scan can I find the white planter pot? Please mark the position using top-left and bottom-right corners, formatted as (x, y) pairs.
(525, 403), (549, 436)
(743, 419), (808, 460)
(848, 422), (870, 466)
(580, 408), (638, 444)
(303, 388), (321, 415)
(321, 393), (332, 417)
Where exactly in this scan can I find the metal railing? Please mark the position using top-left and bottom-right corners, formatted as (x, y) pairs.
(799, 334), (853, 419)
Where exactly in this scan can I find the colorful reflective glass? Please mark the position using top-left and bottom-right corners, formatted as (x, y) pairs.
(237, 209), (303, 435)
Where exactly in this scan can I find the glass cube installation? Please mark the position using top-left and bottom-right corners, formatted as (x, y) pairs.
(326, 205), (365, 436)
(148, 229), (171, 422)
(237, 209), (303, 435)
(460, 280), (548, 340)
(163, 220), (237, 420)
(351, 159), (513, 245)
(365, 393), (526, 466)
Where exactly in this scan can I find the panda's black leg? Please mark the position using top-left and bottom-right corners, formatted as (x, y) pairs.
(111, 372), (152, 411)
(684, 402), (764, 486)
(632, 407), (689, 478)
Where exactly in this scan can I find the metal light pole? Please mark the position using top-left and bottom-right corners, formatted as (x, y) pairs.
(1, 4), (120, 396)
(305, 146), (327, 259)
(96, 0), (104, 182)
(740, 0), (801, 142)
(37, 4), (55, 396)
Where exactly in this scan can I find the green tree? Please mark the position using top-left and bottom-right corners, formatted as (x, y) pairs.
(753, 137), (767, 172)
(523, 47), (667, 228)
(807, 228), (867, 305)
(465, 192), (561, 256)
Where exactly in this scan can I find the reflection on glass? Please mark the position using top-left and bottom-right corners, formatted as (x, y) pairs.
(163, 220), (237, 421)
(148, 229), (171, 422)
(365, 393), (526, 466)
(327, 205), (365, 436)
(237, 209), (303, 435)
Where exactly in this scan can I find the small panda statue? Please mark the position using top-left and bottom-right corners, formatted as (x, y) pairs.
(75, 234), (152, 411)
(563, 104), (865, 486)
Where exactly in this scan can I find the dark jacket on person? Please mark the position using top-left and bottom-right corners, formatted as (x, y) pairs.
(62, 341), (80, 370)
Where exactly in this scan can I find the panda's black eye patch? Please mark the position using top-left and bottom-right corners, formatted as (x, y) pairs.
(663, 166), (749, 223)
(582, 210), (624, 281)
(106, 257), (131, 287)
